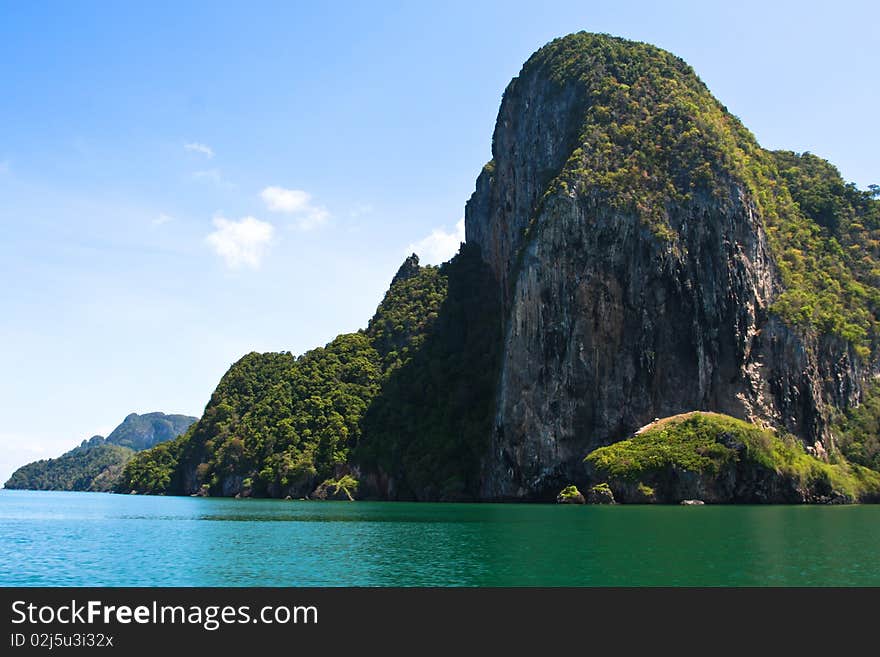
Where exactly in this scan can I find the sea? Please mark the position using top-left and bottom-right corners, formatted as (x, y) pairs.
(2, 489), (878, 586)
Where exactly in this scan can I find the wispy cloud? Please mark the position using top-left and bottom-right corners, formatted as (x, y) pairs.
(260, 185), (329, 230)
(152, 213), (174, 226)
(260, 186), (310, 213)
(206, 216), (274, 269)
(407, 218), (465, 265)
(184, 142), (214, 158)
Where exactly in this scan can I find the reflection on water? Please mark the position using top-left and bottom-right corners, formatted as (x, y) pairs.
(2, 490), (879, 586)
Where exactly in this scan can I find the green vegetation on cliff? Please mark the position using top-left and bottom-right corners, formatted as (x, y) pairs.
(5, 444), (135, 492)
(529, 33), (880, 353)
(769, 150), (880, 353)
(357, 245), (502, 499)
(832, 380), (880, 472)
(585, 412), (880, 502)
(586, 413), (740, 478)
(366, 254), (448, 371)
(119, 245), (502, 499)
(120, 336), (381, 497)
(116, 435), (187, 494)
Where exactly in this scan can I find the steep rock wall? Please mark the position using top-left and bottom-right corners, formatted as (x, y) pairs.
(466, 36), (864, 499)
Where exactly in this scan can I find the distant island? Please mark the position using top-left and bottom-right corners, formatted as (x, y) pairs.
(4, 412), (197, 492)
(23, 32), (880, 504)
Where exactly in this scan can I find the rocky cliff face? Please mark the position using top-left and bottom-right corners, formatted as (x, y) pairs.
(101, 412), (198, 451)
(466, 33), (866, 499)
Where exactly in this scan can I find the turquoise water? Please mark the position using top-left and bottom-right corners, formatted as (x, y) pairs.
(1, 490), (879, 586)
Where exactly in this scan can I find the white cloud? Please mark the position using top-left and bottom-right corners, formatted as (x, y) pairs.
(294, 206), (329, 230)
(152, 213), (174, 226)
(407, 218), (465, 265)
(261, 186), (311, 212)
(184, 142), (214, 158)
(206, 216), (274, 269)
(260, 185), (329, 230)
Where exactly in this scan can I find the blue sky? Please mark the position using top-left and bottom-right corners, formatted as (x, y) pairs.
(1, 1), (877, 482)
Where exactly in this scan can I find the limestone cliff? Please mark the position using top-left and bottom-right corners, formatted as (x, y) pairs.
(119, 32), (880, 502)
(466, 33), (871, 499)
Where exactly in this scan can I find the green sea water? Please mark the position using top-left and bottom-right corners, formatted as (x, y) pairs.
(2, 490), (878, 586)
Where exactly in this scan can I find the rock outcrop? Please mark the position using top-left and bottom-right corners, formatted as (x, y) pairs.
(556, 485), (586, 504)
(586, 483), (616, 505)
(583, 412), (880, 503)
(466, 33), (868, 499)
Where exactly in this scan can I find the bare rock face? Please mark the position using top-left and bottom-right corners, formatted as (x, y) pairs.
(466, 34), (864, 500)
